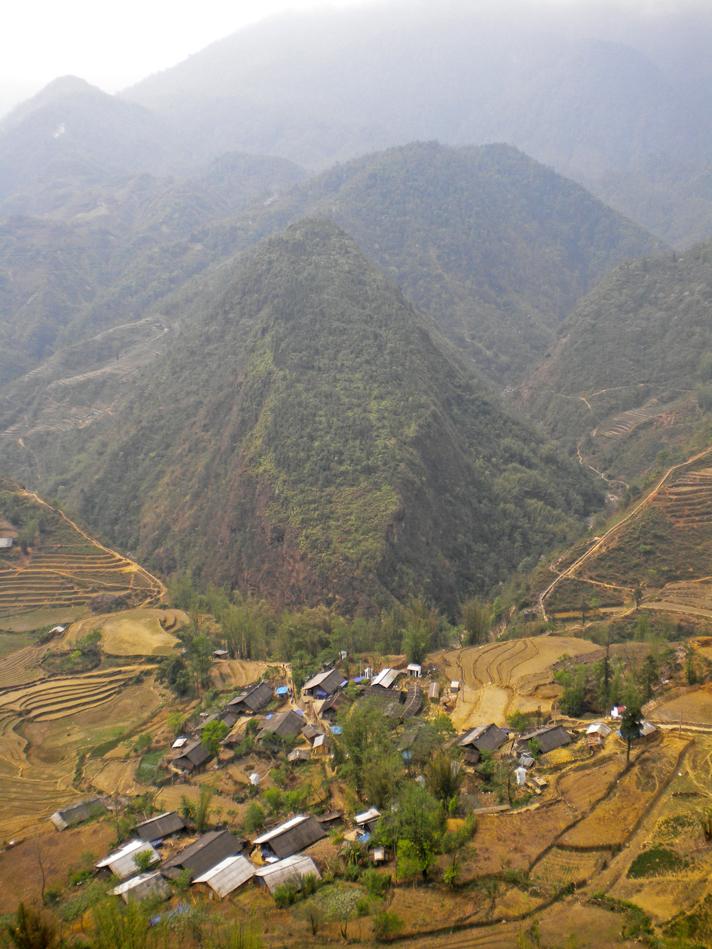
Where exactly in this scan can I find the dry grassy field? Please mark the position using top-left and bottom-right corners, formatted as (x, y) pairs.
(59, 607), (186, 656)
(209, 658), (272, 690)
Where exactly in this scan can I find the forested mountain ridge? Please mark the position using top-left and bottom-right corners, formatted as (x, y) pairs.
(0, 152), (305, 386)
(519, 241), (712, 484)
(34, 220), (601, 613)
(195, 141), (662, 385)
(123, 2), (712, 245)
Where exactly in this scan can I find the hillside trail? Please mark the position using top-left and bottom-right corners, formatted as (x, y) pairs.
(540, 442), (712, 621)
(17, 489), (166, 606)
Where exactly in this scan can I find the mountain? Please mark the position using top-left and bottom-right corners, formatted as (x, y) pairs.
(0, 153), (305, 385)
(519, 241), (712, 485)
(12, 220), (601, 613)
(0, 77), (178, 210)
(124, 2), (712, 245)
(195, 141), (662, 386)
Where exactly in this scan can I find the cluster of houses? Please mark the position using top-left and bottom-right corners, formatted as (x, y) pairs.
(167, 662), (426, 779)
(90, 809), (335, 904)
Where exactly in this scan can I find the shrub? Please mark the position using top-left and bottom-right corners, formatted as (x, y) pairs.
(362, 869), (391, 898)
(273, 881), (300, 908)
(372, 911), (404, 942)
(627, 847), (687, 878)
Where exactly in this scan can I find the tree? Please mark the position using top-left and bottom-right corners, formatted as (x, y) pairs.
(425, 750), (463, 805)
(167, 711), (187, 737)
(336, 702), (395, 797)
(362, 750), (403, 809)
(620, 702), (643, 764)
(376, 783), (445, 881)
(4, 903), (65, 949)
(243, 801), (265, 834)
(90, 900), (152, 949)
(640, 654), (658, 702)
(195, 785), (214, 832)
(403, 620), (429, 664)
(372, 911), (404, 942)
(460, 597), (491, 645)
(201, 719), (229, 757)
(134, 849), (155, 873)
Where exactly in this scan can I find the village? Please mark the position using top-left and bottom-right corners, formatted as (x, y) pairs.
(15, 637), (694, 947)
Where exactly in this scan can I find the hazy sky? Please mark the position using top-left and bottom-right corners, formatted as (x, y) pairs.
(0, 0), (366, 93)
(0, 0), (704, 108)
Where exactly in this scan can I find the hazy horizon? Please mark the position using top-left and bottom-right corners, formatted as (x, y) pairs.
(2, 0), (711, 118)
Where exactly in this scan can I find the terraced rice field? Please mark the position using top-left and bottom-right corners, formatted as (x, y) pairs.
(649, 684), (712, 726)
(543, 450), (712, 624)
(658, 467), (712, 528)
(439, 636), (599, 728)
(0, 664), (158, 839)
(0, 489), (164, 624)
(60, 608), (185, 656)
(595, 399), (666, 441)
(531, 847), (608, 888)
(209, 658), (272, 690)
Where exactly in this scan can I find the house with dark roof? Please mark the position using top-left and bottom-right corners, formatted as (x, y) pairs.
(257, 710), (304, 742)
(134, 811), (185, 842)
(301, 723), (324, 743)
(515, 725), (572, 756)
(170, 738), (213, 774)
(458, 724), (509, 763)
(302, 668), (344, 699)
(223, 682), (273, 725)
(253, 814), (325, 860)
(162, 830), (244, 880)
(50, 797), (106, 831)
(320, 691), (348, 722)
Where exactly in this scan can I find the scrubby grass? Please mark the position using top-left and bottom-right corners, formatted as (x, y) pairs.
(627, 846), (688, 878)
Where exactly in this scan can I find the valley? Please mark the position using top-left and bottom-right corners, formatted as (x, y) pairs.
(1, 5), (712, 944)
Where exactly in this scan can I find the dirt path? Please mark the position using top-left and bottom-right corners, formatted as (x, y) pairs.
(541, 443), (712, 620)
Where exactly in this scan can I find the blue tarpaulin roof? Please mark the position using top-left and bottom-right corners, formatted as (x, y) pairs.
(330, 725), (343, 735)
(275, 686), (289, 695)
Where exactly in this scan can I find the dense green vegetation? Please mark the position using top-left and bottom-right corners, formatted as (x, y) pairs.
(213, 142), (660, 385)
(522, 242), (712, 451)
(55, 220), (600, 612)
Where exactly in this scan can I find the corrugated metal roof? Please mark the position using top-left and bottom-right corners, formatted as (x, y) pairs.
(112, 871), (169, 901)
(371, 668), (403, 689)
(254, 814), (311, 844)
(162, 830), (244, 878)
(193, 855), (255, 897)
(255, 854), (320, 893)
(97, 840), (159, 879)
(354, 807), (380, 825)
(135, 811), (185, 841)
(253, 814), (325, 858)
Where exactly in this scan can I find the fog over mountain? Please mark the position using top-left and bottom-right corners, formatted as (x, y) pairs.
(121, 0), (712, 244)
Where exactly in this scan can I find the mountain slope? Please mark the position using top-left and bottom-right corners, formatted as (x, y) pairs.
(209, 142), (661, 385)
(520, 241), (712, 483)
(0, 77), (176, 208)
(0, 154), (305, 385)
(32, 220), (601, 612)
(124, 2), (712, 244)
